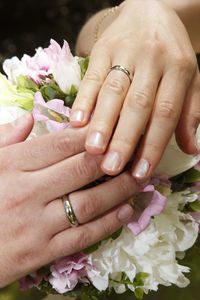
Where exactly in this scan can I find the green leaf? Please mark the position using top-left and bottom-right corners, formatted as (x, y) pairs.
(133, 272), (149, 287)
(40, 83), (65, 102)
(69, 84), (78, 96)
(189, 200), (200, 212)
(64, 85), (78, 108)
(83, 241), (101, 254)
(17, 75), (38, 92)
(105, 227), (123, 241)
(79, 56), (90, 79)
(182, 168), (200, 184)
(134, 287), (144, 299)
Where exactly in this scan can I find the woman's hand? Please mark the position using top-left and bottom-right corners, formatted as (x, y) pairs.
(71, 0), (200, 181)
(0, 114), (135, 287)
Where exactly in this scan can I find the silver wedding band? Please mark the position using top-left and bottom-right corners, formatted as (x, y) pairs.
(109, 65), (133, 82)
(62, 195), (79, 227)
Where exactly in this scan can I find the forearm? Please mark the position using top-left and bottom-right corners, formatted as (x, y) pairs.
(76, 0), (200, 57)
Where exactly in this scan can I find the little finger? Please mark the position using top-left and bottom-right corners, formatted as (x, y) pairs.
(47, 203), (133, 260)
(176, 70), (200, 154)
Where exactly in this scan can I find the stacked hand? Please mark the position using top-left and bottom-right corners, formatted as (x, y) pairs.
(0, 113), (135, 287)
(72, 0), (200, 181)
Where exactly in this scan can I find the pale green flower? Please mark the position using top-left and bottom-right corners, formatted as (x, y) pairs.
(0, 73), (34, 111)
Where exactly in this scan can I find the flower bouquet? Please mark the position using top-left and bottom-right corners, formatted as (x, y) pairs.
(0, 39), (200, 300)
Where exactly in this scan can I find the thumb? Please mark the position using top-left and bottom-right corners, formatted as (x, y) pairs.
(0, 113), (34, 148)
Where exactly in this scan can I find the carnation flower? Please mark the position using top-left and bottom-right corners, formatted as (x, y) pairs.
(48, 252), (99, 294)
(44, 39), (81, 93)
(88, 191), (198, 294)
(3, 47), (50, 85)
(19, 273), (44, 291)
(127, 185), (167, 236)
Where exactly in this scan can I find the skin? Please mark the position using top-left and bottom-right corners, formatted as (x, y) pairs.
(0, 113), (136, 287)
(71, 0), (200, 182)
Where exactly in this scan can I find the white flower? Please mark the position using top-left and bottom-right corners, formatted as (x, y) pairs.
(155, 126), (200, 177)
(3, 47), (50, 84)
(44, 39), (81, 93)
(88, 191), (198, 294)
(0, 105), (48, 139)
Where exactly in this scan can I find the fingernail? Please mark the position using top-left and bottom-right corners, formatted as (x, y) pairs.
(86, 132), (105, 149)
(70, 110), (84, 123)
(12, 113), (30, 127)
(132, 158), (150, 178)
(102, 151), (121, 172)
(118, 205), (133, 223)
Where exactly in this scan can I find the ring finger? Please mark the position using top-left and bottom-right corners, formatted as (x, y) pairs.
(85, 55), (134, 155)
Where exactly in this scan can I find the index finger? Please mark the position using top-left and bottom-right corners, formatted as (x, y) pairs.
(2, 126), (88, 171)
(70, 42), (111, 126)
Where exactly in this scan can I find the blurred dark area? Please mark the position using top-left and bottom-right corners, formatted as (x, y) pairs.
(0, 0), (199, 65)
(0, 0), (120, 62)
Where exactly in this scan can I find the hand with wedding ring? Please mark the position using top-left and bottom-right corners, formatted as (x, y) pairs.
(71, 0), (200, 182)
(0, 113), (135, 287)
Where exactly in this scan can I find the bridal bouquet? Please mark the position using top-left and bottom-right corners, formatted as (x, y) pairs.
(1, 39), (200, 300)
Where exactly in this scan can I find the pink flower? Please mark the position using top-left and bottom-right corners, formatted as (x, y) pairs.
(48, 252), (99, 294)
(3, 48), (51, 85)
(189, 212), (200, 232)
(127, 185), (167, 236)
(195, 161), (200, 171)
(151, 173), (171, 188)
(45, 39), (81, 93)
(190, 182), (200, 200)
(32, 91), (70, 131)
(19, 272), (44, 291)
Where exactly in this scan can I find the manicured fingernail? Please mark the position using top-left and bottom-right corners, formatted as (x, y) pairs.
(12, 113), (30, 127)
(102, 151), (121, 172)
(132, 158), (150, 178)
(118, 205), (133, 223)
(70, 110), (84, 123)
(86, 132), (105, 149)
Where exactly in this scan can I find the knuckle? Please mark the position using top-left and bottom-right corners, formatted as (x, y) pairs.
(143, 38), (164, 57)
(101, 218), (115, 238)
(74, 154), (100, 182)
(128, 89), (152, 111)
(77, 193), (99, 223)
(172, 53), (196, 74)
(53, 134), (74, 156)
(66, 228), (91, 252)
(118, 173), (135, 198)
(156, 100), (177, 120)
(144, 141), (162, 153)
(105, 78), (126, 95)
(84, 69), (103, 84)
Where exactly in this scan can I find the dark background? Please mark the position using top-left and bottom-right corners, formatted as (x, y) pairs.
(0, 0), (199, 67)
(0, 0), (120, 63)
